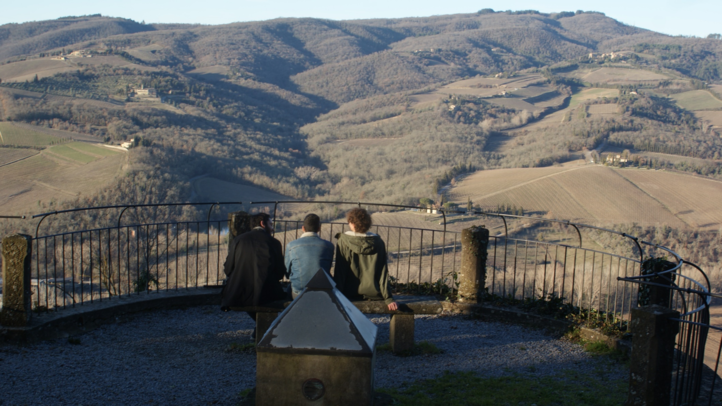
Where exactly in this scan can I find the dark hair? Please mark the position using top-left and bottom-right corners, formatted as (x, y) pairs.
(346, 208), (372, 233)
(303, 213), (321, 233)
(251, 213), (271, 229)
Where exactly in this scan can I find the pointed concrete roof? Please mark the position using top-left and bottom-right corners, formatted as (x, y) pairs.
(256, 270), (377, 356)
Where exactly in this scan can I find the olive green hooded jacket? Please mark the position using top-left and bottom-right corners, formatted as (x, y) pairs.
(333, 231), (394, 305)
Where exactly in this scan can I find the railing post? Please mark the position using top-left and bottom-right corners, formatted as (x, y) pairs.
(227, 211), (250, 249)
(458, 226), (489, 303)
(626, 305), (680, 406)
(0, 234), (33, 327)
(638, 258), (677, 308)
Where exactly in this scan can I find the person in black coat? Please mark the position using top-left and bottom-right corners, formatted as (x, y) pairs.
(220, 213), (287, 319)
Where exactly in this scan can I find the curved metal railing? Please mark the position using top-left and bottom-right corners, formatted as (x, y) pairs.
(5, 199), (721, 404)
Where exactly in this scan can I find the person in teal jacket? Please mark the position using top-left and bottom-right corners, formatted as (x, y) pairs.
(333, 208), (398, 311)
(285, 213), (335, 298)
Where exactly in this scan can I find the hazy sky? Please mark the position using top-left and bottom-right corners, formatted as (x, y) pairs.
(2, 0), (720, 38)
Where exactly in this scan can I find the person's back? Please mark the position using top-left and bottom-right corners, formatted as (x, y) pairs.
(333, 208), (398, 311)
(285, 213), (334, 298)
(221, 213), (286, 312)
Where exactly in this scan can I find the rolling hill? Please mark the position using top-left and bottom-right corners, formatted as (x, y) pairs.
(0, 10), (720, 234)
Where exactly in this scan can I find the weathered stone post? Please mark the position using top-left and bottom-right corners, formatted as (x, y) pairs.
(390, 313), (414, 353)
(639, 258), (677, 308)
(626, 305), (680, 406)
(458, 226), (489, 303)
(227, 211), (250, 249)
(0, 234), (33, 327)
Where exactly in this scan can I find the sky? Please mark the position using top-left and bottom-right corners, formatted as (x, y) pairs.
(1, 0), (720, 38)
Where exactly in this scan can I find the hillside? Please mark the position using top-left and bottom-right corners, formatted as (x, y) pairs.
(0, 10), (720, 232)
(448, 163), (722, 230)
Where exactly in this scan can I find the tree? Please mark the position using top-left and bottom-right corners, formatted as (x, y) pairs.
(707, 34), (721, 40)
(442, 202), (458, 211)
(467, 197), (473, 214)
(419, 198), (434, 207)
(33, 74), (39, 83)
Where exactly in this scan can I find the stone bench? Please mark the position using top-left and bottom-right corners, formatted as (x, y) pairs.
(230, 295), (442, 353)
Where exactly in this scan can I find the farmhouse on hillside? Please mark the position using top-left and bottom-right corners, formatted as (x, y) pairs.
(134, 85), (157, 97)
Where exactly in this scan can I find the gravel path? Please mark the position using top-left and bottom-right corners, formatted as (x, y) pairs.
(0, 306), (627, 405)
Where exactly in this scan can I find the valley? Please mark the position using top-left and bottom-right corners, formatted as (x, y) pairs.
(0, 11), (719, 246)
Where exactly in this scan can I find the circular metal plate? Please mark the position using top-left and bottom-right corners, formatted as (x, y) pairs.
(302, 378), (325, 401)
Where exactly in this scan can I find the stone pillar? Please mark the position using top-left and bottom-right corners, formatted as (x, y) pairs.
(640, 259), (677, 308)
(227, 211), (250, 249)
(256, 312), (279, 344)
(0, 234), (32, 327)
(458, 226), (489, 303)
(626, 305), (680, 406)
(390, 314), (414, 353)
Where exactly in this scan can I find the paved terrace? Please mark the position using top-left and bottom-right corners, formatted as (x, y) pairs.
(0, 291), (626, 405)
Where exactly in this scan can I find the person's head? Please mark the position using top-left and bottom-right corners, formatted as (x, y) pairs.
(346, 208), (372, 233)
(302, 213), (321, 233)
(251, 213), (272, 233)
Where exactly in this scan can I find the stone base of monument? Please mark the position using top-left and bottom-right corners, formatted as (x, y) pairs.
(256, 353), (374, 405)
(255, 270), (378, 406)
(238, 388), (396, 406)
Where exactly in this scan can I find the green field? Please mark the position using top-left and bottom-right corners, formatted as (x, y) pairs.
(0, 150), (124, 214)
(568, 88), (619, 108)
(0, 122), (60, 147)
(588, 103), (619, 116)
(695, 110), (722, 128)
(47, 144), (98, 164)
(0, 58), (76, 82)
(570, 67), (669, 84)
(68, 142), (120, 157)
(449, 164), (722, 230)
(671, 90), (722, 111)
(0, 148), (37, 166)
(410, 74), (550, 108)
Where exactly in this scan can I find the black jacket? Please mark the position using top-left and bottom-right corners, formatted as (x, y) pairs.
(221, 228), (286, 309)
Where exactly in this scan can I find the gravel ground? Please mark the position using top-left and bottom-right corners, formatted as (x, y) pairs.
(0, 306), (627, 406)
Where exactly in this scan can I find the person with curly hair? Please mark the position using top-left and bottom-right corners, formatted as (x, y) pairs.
(333, 208), (398, 310)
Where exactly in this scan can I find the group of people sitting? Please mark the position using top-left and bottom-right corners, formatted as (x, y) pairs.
(220, 208), (398, 319)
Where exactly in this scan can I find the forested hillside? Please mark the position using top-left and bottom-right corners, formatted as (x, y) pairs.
(0, 9), (721, 228)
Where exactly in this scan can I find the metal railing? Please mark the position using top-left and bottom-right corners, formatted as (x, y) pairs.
(18, 201), (651, 319)
(5, 199), (721, 404)
(618, 241), (722, 405)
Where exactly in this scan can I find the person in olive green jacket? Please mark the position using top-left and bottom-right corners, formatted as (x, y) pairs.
(333, 208), (399, 311)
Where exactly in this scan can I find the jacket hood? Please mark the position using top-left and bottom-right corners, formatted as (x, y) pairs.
(338, 232), (379, 255)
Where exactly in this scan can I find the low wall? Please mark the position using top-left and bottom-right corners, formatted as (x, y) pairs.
(442, 301), (631, 355)
(0, 287), (222, 343)
(1, 288), (629, 351)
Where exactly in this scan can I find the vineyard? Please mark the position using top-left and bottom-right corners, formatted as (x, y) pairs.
(449, 165), (722, 229)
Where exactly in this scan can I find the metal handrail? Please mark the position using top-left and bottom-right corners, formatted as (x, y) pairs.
(20, 199), (720, 405)
(30, 200), (634, 248)
(33, 202), (244, 238)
